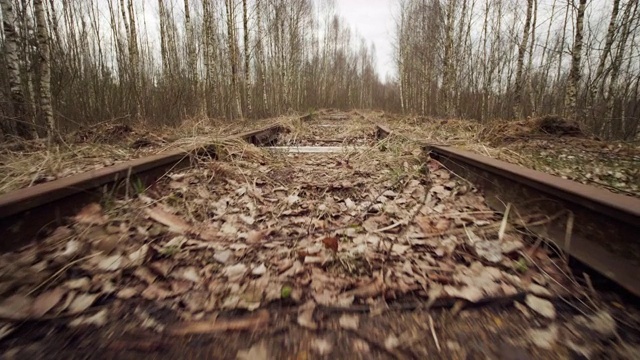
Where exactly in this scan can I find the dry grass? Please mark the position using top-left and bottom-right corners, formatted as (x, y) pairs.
(0, 115), (289, 196)
(1, 111), (638, 197)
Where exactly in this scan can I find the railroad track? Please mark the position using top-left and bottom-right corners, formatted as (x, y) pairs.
(0, 119), (639, 358)
(1, 122), (638, 297)
(376, 124), (640, 297)
(0, 124), (283, 251)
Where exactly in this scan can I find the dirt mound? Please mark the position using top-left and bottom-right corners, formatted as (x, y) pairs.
(482, 115), (585, 144)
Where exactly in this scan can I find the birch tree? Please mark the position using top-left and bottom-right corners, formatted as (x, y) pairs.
(34, 0), (54, 139)
(564, 0), (587, 121)
(1, 0), (32, 138)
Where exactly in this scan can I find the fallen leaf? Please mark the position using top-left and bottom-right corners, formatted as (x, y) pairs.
(134, 267), (158, 284)
(575, 311), (616, 337)
(74, 203), (108, 225)
(141, 284), (173, 300)
(339, 314), (359, 330)
(252, 264), (267, 276)
(444, 285), (484, 303)
(149, 260), (174, 277)
(0, 323), (14, 341)
(342, 274), (384, 299)
(223, 263), (248, 282)
(246, 230), (266, 244)
(128, 244), (149, 267)
(69, 309), (108, 327)
(59, 240), (81, 258)
(528, 284), (552, 297)
(286, 194), (300, 205)
(0, 294), (33, 320)
(97, 254), (125, 271)
(173, 280), (195, 296)
(173, 267), (201, 283)
(237, 342), (269, 360)
(321, 236), (339, 253)
(30, 287), (65, 318)
(239, 214), (255, 225)
(297, 302), (317, 329)
(116, 287), (139, 299)
(384, 334), (400, 350)
(63, 277), (91, 291)
(311, 338), (333, 355)
(68, 293), (99, 314)
(528, 324), (558, 350)
(214, 249), (233, 264)
(167, 310), (270, 335)
(221, 221), (238, 235)
(144, 206), (191, 234)
(525, 295), (556, 319)
(352, 338), (370, 353)
(165, 236), (187, 248)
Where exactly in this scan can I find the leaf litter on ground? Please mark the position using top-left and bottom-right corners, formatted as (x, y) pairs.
(0, 112), (637, 358)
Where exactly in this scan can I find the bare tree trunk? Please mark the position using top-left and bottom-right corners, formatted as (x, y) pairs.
(1, 0), (33, 138)
(513, 0), (534, 119)
(526, 0), (537, 117)
(184, 0), (196, 80)
(606, 0), (637, 133)
(225, 0), (243, 119)
(442, 0), (456, 117)
(242, 0), (252, 117)
(564, 0), (587, 122)
(34, 0), (55, 140)
(158, 0), (170, 77)
(127, 0), (141, 117)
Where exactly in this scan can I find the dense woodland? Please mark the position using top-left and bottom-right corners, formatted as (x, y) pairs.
(0, 0), (639, 141)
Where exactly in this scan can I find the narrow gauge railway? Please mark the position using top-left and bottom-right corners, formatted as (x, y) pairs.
(0, 116), (637, 359)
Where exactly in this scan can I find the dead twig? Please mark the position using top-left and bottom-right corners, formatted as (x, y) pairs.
(429, 315), (441, 352)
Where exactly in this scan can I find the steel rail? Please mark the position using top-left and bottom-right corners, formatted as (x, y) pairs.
(0, 124), (283, 251)
(376, 124), (640, 297)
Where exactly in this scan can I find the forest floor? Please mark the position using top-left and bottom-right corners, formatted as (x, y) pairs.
(0, 111), (639, 359)
(0, 109), (638, 197)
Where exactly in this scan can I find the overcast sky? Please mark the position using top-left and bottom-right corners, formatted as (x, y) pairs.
(334, 0), (397, 80)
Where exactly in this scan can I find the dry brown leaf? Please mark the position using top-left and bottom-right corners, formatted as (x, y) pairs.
(96, 254), (125, 271)
(170, 280), (193, 296)
(74, 203), (108, 225)
(525, 295), (556, 319)
(320, 236), (339, 253)
(311, 337), (333, 356)
(144, 206), (191, 234)
(167, 309), (270, 335)
(173, 267), (201, 283)
(246, 230), (266, 244)
(0, 294), (33, 320)
(115, 287), (139, 300)
(237, 342), (269, 360)
(0, 323), (15, 341)
(297, 302), (317, 329)
(342, 274), (384, 299)
(134, 267), (158, 284)
(69, 309), (108, 327)
(30, 287), (65, 318)
(223, 263), (248, 282)
(149, 260), (174, 277)
(63, 277), (91, 291)
(68, 293), (99, 314)
(339, 314), (359, 330)
(141, 284), (173, 301)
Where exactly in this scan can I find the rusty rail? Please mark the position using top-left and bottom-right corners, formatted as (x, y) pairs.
(376, 124), (640, 297)
(0, 124), (283, 251)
